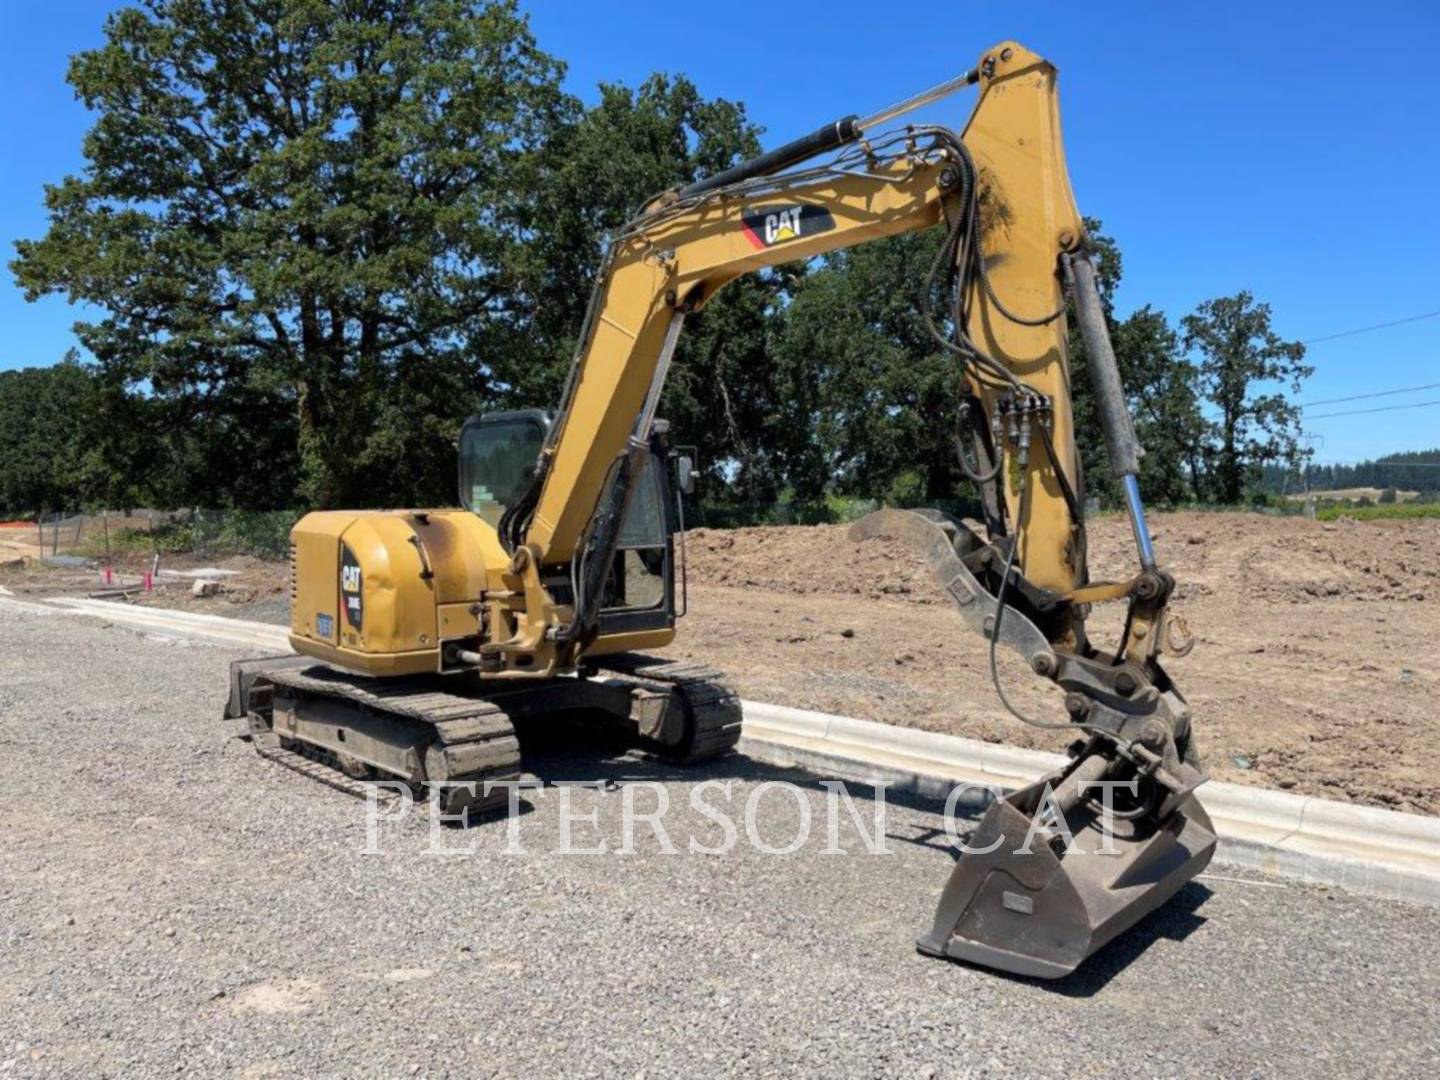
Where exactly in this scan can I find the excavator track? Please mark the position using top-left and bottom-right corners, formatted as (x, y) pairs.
(236, 659), (522, 818)
(228, 654), (741, 817)
(250, 735), (406, 806)
(593, 657), (743, 763)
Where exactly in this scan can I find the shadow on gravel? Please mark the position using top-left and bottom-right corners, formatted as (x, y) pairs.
(423, 712), (935, 830)
(509, 711), (982, 825)
(959, 882), (1214, 997)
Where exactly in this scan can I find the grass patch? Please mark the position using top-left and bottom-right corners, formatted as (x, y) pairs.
(1315, 502), (1440, 522)
(73, 525), (194, 558)
(70, 510), (301, 560)
(197, 510), (301, 559)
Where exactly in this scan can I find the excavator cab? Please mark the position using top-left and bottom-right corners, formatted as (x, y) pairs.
(458, 409), (682, 636)
(458, 410), (551, 528)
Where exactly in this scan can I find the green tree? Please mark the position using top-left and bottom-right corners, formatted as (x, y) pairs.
(0, 354), (101, 514)
(517, 74), (794, 503)
(775, 230), (963, 503)
(1111, 306), (1205, 505)
(12, 0), (570, 509)
(1181, 291), (1311, 503)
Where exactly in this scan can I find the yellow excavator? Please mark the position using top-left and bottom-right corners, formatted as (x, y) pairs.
(225, 41), (1215, 979)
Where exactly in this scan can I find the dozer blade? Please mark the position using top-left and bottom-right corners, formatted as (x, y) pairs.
(918, 761), (1217, 979)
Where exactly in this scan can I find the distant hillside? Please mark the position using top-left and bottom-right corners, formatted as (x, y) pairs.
(1262, 449), (1440, 496)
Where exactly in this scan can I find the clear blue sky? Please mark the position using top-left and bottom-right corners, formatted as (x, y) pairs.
(2, 0), (1436, 463)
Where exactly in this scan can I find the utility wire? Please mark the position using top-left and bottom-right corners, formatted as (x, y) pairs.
(1303, 308), (1440, 345)
(1304, 398), (1440, 420)
(1298, 381), (1440, 408)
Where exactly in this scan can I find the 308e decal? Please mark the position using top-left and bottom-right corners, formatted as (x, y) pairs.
(740, 204), (835, 250)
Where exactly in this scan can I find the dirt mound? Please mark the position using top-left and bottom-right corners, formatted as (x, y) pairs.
(1234, 518), (1435, 603)
(1106, 512), (1436, 604)
(685, 525), (943, 604)
(687, 512), (1437, 608)
(678, 510), (1439, 813)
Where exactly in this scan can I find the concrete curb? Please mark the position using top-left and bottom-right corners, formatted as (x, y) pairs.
(43, 596), (292, 651)
(0, 585), (64, 616)
(18, 595), (1440, 905)
(739, 701), (1440, 905)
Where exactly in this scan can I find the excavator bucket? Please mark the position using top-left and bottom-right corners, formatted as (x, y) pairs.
(917, 758), (1217, 979)
(848, 509), (1217, 977)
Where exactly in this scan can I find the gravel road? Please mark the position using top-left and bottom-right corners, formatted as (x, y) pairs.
(2, 607), (1438, 1078)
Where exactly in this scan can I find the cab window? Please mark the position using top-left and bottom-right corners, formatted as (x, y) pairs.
(608, 455), (667, 610)
(458, 413), (548, 527)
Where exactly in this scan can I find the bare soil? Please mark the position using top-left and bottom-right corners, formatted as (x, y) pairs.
(667, 512), (1439, 813)
(4, 511), (1436, 813)
(0, 523), (42, 565)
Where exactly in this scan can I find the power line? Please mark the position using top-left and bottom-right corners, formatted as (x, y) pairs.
(1304, 398), (1440, 420)
(1298, 381), (1440, 408)
(1303, 308), (1440, 345)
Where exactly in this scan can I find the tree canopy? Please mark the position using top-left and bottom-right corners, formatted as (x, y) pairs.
(1180, 292), (1311, 504)
(6, 0), (1315, 518)
(0, 355), (104, 514)
(13, 0), (570, 508)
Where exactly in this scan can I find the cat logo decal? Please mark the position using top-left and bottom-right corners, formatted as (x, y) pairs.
(340, 543), (364, 632)
(740, 204), (835, 249)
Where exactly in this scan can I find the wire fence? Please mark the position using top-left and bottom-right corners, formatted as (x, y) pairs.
(17, 509), (300, 564)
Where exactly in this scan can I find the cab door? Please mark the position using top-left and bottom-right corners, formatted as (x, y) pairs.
(597, 450), (678, 635)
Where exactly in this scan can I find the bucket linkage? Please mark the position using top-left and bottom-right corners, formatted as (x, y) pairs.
(850, 508), (1215, 979)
